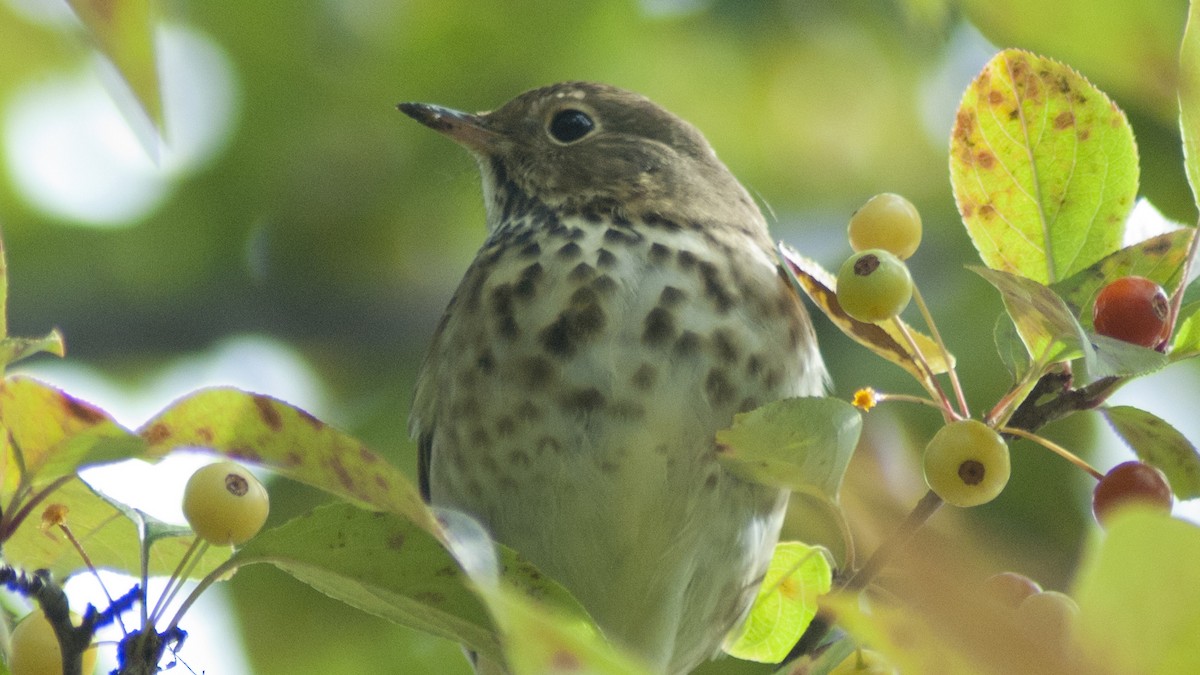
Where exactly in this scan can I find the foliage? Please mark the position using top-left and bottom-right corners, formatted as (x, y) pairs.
(3, 2), (1200, 675)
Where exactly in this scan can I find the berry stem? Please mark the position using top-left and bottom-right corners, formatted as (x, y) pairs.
(998, 425), (1104, 481)
(874, 391), (948, 412)
(163, 556), (240, 641)
(911, 284), (969, 418)
(149, 539), (208, 627)
(891, 319), (958, 422)
(57, 523), (128, 636)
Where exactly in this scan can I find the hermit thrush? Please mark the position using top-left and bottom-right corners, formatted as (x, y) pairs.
(402, 82), (826, 674)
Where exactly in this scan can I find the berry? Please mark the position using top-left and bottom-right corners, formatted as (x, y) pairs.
(182, 460), (270, 546)
(848, 193), (923, 260)
(1092, 276), (1170, 348)
(9, 608), (97, 675)
(836, 249), (913, 323)
(1017, 591), (1079, 648)
(1092, 460), (1172, 525)
(922, 420), (1010, 507)
(829, 649), (898, 674)
(983, 571), (1042, 610)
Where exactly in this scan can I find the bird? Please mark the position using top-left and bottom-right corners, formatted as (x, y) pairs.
(401, 82), (826, 674)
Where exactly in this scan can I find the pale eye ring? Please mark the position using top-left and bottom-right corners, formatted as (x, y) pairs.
(548, 109), (595, 143)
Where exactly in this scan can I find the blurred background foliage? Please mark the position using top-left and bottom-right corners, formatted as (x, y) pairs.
(0, 0), (1195, 672)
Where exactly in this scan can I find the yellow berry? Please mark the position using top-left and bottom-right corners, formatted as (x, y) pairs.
(182, 460), (270, 546)
(9, 608), (97, 675)
(922, 420), (1010, 507)
(848, 193), (923, 260)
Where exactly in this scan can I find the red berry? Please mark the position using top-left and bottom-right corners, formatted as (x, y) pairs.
(1092, 276), (1170, 348)
(1092, 460), (1172, 525)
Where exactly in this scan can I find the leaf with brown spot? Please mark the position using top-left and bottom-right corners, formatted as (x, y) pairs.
(950, 49), (1139, 284)
(0, 330), (65, 371)
(779, 244), (954, 387)
(137, 388), (435, 532)
(0, 376), (146, 494)
(972, 267), (1088, 366)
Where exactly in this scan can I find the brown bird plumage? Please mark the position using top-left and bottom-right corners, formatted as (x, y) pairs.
(403, 82), (826, 673)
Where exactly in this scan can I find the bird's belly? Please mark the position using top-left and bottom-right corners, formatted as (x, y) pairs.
(421, 221), (823, 672)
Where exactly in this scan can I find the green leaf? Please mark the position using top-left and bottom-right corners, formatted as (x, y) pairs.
(1101, 406), (1200, 500)
(994, 312), (1030, 381)
(229, 502), (505, 662)
(0, 376), (146, 494)
(724, 541), (832, 663)
(138, 388), (435, 532)
(2, 477), (227, 579)
(715, 397), (862, 498)
(1074, 512), (1200, 674)
(1082, 334), (1168, 379)
(1170, 274), (1200, 358)
(950, 49), (1139, 284)
(66, 0), (163, 130)
(971, 267), (1088, 365)
(1053, 229), (1193, 325)
(1181, 0), (1200, 207)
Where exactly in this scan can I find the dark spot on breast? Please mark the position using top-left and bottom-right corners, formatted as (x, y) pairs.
(562, 387), (606, 413)
(631, 364), (658, 390)
(642, 307), (677, 347)
(569, 262), (595, 282)
(641, 212), (682, 231)
(659, 286), (685, 306)
(746, 354), (764, 377)
(518, 356), (557, 388)
(705, 369), (736, 406)
(591, 274), (618, 295)
(649, 243), (671, 263)
(495, 416), (516, 436)
(517, 401), (541, 421)
(557, 242), (583, 259)
(538, 288), (607, 358)
(698, 261), (735, 313)
(596, 248), (617, 268)
(519, 242), (541, 259)
(536, 435), (563, 455)
(674, 330), (702, 356)
(508, 449), (530, 467)
(704, 473), (719, 489)
(677, 250), (697, 270)
(737, 397), (760, 413)
(490, 284), (521, 340)
(514, 262), (543, 300)
(604, 228), (642, 245)
(477, 349), (495, 373)
(712, 328), (740, 363)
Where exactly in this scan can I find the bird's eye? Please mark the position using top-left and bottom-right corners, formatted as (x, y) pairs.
(548, 109), (595, 143)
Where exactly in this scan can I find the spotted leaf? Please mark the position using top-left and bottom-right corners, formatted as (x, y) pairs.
(950, 49), (1139, 284)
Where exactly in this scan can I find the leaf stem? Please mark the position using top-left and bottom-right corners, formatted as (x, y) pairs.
(999, 425), (1103, 480)
(911, 284), (969, 418)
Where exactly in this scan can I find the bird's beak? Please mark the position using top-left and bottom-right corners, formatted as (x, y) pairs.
(397, 102), (498, 154)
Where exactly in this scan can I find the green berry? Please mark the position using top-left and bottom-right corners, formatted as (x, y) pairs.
(183, 460), (270, 546)
(848, 193), (923, 259)
(922, 420), (1010, 507)
(836, 249), (913, 323)
(9, 608), (97, 675)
